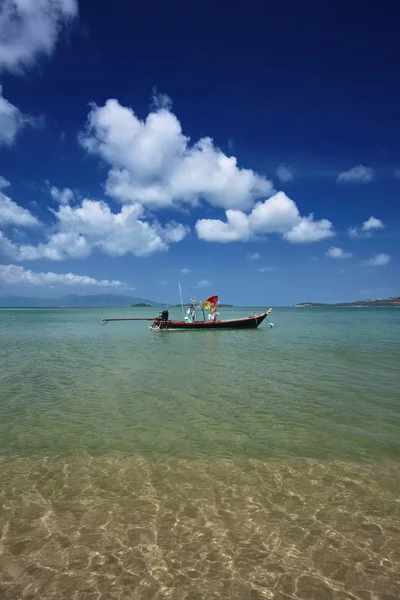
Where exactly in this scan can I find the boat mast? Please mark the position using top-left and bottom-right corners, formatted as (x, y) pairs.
(178, 282), (185, 320)
(201, 301), (206, 322)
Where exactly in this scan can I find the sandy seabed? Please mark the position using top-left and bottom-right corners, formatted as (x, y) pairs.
(0, 456), (399, 600)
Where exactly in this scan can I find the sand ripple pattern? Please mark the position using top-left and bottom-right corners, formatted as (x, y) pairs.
(0, 457), (399, 599)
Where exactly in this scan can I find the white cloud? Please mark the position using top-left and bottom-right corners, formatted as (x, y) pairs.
(276, 165), (293, 182)
(47, 200), (188, 258)
(0, 2), (77, 147)
(0, 0), (78, 73)
(160, 221), (188, 243)
(326, 246), (352, 259)
(283, 216), (334, 243)
(196, 279), (211, 288)
(196, 191), (334, 244)
(337, 165), (375, 183)
(349, 216), (384, 238)
(362, 216), (384, 232)
(0, 193), (188, 260)
(195, 209), (251, 243)
(0, 230), (17, 255)
(394, 169), (400, 179)
(0, 188), (39, 227)
(257, 266), (275, 273)
(248, 252), (260, 260)
(348, 227), (358, 238)
(50, 186), (74, 204)
(150, 88), (172, 111)
(0, 176), (10, 189)
(0, 264), (124, 287)
(249, 193), (301, 233)
(0, 85), (33, 145)
(181, 268), (190, 274)
(79, 98), (274, 211)
(14, 231), (91, 261)
(362, 253), (391, 267)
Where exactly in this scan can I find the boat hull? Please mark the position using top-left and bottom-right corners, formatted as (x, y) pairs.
(151, 312), (269, 330)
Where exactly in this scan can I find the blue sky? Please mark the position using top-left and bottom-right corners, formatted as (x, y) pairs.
(0, 0), (398, 305)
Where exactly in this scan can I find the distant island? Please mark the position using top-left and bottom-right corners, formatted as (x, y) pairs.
(294, 297), (400, 308)
(0, 294), (163, 308)
(130, 302), (152, 307)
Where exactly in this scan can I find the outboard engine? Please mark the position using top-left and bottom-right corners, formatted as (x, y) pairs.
(159, 310), (169, 322)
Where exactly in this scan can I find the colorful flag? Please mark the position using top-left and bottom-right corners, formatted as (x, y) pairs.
(206, 295), (218, 306)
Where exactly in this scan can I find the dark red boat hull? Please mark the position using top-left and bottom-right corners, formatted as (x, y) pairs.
(152, 312), (269, 330)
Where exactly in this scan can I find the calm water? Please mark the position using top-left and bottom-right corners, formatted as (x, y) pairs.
(0, 307), (399, 599)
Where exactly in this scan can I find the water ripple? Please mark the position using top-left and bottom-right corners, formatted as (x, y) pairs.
(0, 456), (399, 600)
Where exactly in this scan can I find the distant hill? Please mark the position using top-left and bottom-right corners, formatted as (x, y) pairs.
(0, 294), (164, 308)
(294, 297), (400, 307)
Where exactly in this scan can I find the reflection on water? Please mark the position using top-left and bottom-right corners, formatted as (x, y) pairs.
(0, 457), (399, 599)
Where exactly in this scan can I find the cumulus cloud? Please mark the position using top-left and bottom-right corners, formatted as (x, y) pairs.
(348, 216), (384, 238)
(326, 246), (352, 259)
(283, 216), (334, 243)
(247, 252), (260, 260)
(0, 0), (78, 73)
(362, 216), (384, 232)
(11, 231), (91, 261)
(0, 263), (124, 287)
(0, 188), (39, 226)
(195, 191), (334, 244)
(195, 210), (251, 243)
(181, 268), (190, 274)
(50, 185), (74, 204)
(362, 253), (391, 267)
(0, 85), (33, 145)
(0, 176), (10, 189)
(337, 165), (375, 183)
(0, 191), (188, 260)
(276, 165), (293, 182)
(79, 99), (274, 211)
(160, 221), (188, 243)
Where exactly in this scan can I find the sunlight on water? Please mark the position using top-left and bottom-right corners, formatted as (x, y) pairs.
(1, 457), (399, 599)
(0, 307), (399, 598)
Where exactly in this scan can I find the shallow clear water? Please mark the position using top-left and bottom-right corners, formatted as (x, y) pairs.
(0, 307), (399, 599)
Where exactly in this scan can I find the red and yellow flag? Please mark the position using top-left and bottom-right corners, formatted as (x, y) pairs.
(204, 295), (218, 310)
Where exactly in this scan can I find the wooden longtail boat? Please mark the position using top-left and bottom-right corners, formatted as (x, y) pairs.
(149, 309), (272, 330)
(102, 308), (273, 331)
(101, 289), (273, 331)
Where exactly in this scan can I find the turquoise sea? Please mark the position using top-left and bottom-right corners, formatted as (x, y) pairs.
(0, 306), (399, 599)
